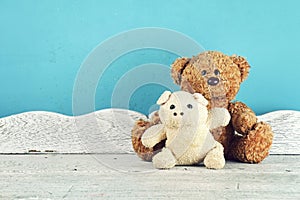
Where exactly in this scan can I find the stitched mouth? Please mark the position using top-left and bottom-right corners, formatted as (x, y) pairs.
(166, 119), (180, 129)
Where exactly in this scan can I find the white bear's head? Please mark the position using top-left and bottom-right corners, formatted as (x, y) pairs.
(157, 91), (209, 128)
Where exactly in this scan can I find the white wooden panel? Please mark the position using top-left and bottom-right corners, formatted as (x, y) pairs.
(0, 109), (299, 154)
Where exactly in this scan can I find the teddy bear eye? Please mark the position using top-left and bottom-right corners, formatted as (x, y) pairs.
(187, 104), (193, 109)
(170, 104), (175, 110)
(214, 69), (220, 76)
(201, 70), (207, 76)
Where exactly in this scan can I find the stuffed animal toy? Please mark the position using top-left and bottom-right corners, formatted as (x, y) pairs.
(141, 91), (230, 169)
(132, 51), (273, 163)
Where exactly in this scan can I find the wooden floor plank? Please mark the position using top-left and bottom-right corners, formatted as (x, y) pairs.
(0, 154), (299, 199)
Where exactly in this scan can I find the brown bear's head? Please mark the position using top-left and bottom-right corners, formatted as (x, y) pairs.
(171, 51), (250, 106)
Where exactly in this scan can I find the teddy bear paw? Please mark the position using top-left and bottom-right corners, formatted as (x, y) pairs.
(152, 148), (176, 169)
(204, 155), (225, 170)
(203, 143), (225, 169)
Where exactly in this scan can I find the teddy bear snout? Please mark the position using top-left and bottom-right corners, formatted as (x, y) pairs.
(173, 112), (184, 116)
(207, 77), (219, 86)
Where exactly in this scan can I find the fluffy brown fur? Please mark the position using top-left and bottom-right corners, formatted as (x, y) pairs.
(132, 51), (273, 163)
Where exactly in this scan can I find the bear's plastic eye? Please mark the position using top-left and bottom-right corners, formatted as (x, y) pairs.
(201, 70), (207, 76)
(214, 69), (220, 76)
(187, 104), (193, 109)
(170, 104), (175, 110)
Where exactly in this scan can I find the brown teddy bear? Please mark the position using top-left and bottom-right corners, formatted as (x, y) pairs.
(132, 51), (273, 163)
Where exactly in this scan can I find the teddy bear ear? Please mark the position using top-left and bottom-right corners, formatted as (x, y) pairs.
(171, 57), (191, 85)
(157, 91), (172, 105)
(193, 93), (208, 106)
(231, 55), (251, 82)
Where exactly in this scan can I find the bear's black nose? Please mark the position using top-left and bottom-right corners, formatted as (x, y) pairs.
(207, 77), (219, 86)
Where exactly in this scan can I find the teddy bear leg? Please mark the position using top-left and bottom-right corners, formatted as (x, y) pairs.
(204, 142), (225, 169)
(131, 112), (165, 161)
(152, 148), (177, 169)
(229, 122), (273, 163)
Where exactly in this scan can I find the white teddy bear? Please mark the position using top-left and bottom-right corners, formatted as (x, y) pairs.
(141, 91), (230, 169)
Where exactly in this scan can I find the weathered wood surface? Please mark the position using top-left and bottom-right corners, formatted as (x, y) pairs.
(0, 109), (300, 199)
(0, 109), (146, 154)
(0, 109), (300, 154)
(0, 154), (299, 199)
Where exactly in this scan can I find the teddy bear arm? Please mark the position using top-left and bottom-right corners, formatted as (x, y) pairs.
(208, 108), (231, 130)
(228, 102), (257, 135)
(141, 124), (166, 148)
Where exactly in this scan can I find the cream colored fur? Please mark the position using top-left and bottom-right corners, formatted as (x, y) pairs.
(142, 91), (230, 169)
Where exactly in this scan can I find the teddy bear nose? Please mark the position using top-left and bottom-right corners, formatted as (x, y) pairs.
(173, 112), (184, 116)
(207, 77), (219, 86)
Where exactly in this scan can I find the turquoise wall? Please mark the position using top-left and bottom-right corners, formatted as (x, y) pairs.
(1, 0), (299, 117)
